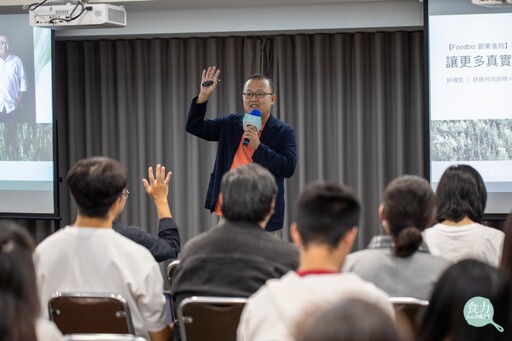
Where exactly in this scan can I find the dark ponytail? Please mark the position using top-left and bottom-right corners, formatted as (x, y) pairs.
(382, 176), (436, 258)
(393, 226), (423, 258)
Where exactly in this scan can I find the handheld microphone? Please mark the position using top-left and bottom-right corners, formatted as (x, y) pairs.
(242, 109), (262, 146)
(201, 79), (221, 87)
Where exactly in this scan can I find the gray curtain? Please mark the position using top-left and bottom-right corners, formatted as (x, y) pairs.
(54, 31), (424, 249)
(267, 32), (424, 246)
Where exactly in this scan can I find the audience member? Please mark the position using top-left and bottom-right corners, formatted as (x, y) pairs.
(423, 164), (504, 266)
(418, 259), (512, 341)
(34, 157), (171, 341)
(295, 298), (401, 341)
(344, 175), (451, 299)
(113, 164), (181, 262)
(237, 182), (393, 341)
(0, 221), (63, 341)
(171, 163), (298, 307)
(500, 210), (512, 282)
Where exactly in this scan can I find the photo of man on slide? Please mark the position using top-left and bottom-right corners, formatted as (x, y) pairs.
(0, 26), (52, 162)
(0, 34), (27, 118)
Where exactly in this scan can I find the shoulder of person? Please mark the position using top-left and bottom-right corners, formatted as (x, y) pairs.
(178, 229), (218, 258)
(269, 114), (294, 127)
(103, 229), (162, 266)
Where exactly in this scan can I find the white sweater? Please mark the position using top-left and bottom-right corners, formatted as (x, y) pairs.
(237, 271), (393, 341)
(423, 222), (504, 267)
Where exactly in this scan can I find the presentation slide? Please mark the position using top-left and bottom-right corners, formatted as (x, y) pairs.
(428, 0), (512, 214)
(0, 14), (56, 216)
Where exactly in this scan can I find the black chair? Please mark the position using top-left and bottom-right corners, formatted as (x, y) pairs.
(48, 292), (135, 335)
(166, 259), (180, 321)
(177, 296), (247, 341)
(166, 259), (180, 290)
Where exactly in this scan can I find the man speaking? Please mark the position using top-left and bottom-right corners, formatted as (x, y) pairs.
(185, 66), (297, 232)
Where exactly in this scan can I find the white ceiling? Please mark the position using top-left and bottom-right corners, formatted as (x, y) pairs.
(0, 0), (413, 13)
(101, 0), (397, 10)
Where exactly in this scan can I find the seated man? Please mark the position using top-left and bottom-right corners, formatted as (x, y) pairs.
(34, 157), (171, 341)
(237, 182), (394, 341)
(113, 164), (180, 262)
(171, 163), (299, 306)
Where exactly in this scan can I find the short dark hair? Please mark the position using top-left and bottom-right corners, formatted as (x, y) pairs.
(296, 298), (399, 341)
(246, 73), (274, 93)
(294, 182), (360, 249)
(419, 259), (512, 341)
(435, 164), (487, 223)
(0, 221), (39, 341)
(382, 175), (436, 257)
(500, 210), (512, 282)
(67, 157), (127, 218)
(220, 163), (277, 223)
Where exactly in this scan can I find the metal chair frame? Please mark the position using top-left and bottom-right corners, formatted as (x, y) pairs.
(48, 292), (135, 335)
(177, 296), (247, 341)
(63, 334), (146, 341)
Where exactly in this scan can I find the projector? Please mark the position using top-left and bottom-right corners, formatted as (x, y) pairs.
(471, 0), (510, 6)
(29, 3), (126, 29)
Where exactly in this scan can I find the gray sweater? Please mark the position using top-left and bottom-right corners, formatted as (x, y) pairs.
(344, 235), (452, 300)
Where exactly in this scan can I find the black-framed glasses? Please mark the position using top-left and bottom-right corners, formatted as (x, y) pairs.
(242, 92), (274, 99)
(122, 189), (130, 199)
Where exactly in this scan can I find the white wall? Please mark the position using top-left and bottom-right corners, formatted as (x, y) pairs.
(55, 1), (424, 40)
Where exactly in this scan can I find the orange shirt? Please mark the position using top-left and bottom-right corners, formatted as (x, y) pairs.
(214, 117), (269, 216)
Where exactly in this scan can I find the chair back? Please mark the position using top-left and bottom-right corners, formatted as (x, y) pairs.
(390, 297), (429, 341)
(63, 334), (146, 341)
(49, 292), (135, 335)
(166, 259), (180, 321)
(177, 296), (247, 341)
(166, 259), (180, 290)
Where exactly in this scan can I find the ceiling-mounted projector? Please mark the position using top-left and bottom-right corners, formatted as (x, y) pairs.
(29, 3), (126, 29)
(471, 0), (510, 6)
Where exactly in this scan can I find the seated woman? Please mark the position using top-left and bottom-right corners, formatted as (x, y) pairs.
(344, 175), (451, 300)
(423, 164), (504, 266)
(0, 221), (63, 341)
(418, 259), (512, 341)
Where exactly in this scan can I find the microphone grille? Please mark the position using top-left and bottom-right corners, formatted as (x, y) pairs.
(250, 109), (261, 117)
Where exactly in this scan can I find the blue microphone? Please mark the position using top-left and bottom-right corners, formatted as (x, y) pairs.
(242, 109), (262, 146)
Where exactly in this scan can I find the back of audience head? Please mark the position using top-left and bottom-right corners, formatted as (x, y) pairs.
(0, 221), (39, 341)
(501, 210), (512, 283)
(418, 259), (512, 341)
(67, 156), (128, 219)
(220, 163), (277, 225)
(295, 298), (400, 341)
(435, 164), (487, 224)
(381, 175), (436, 258)
(293, 182), (360, 249)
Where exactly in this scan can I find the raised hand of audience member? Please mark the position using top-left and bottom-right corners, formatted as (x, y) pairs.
(143, 164), (172, 219)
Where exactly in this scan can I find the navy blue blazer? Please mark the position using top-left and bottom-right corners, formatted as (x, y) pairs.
(113, 218), (181, 262)
(186, 98), (297, 231)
